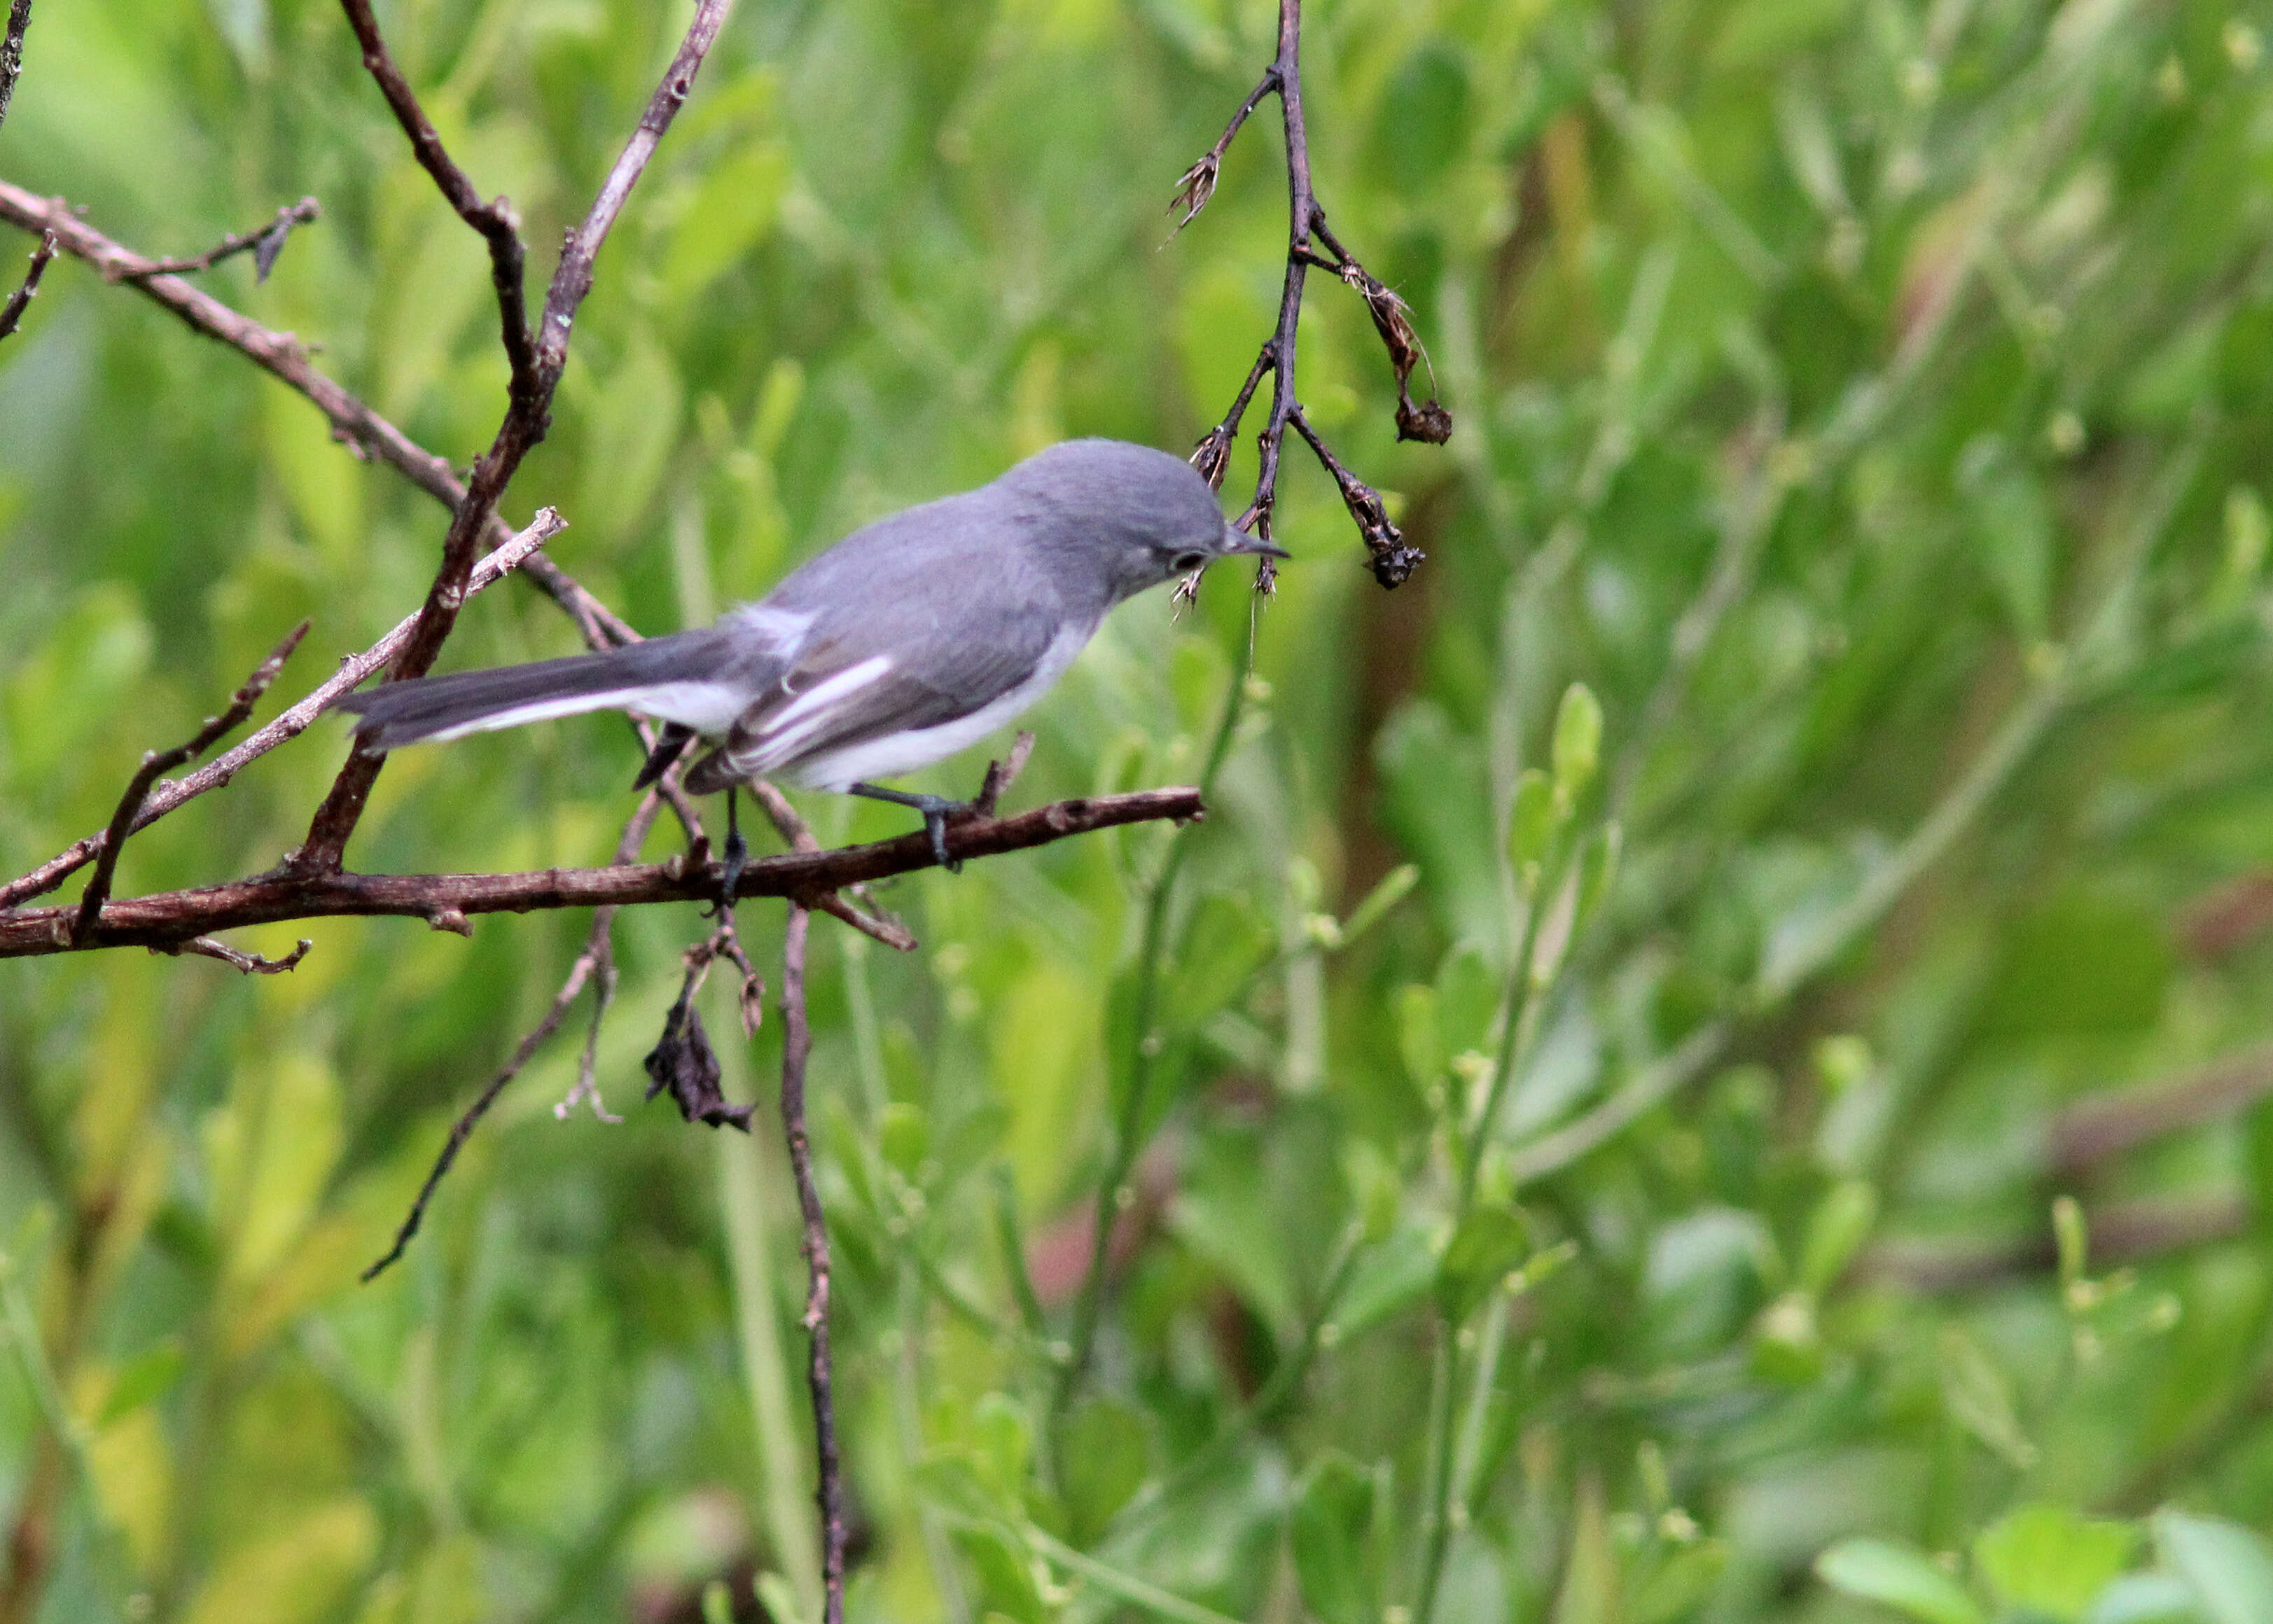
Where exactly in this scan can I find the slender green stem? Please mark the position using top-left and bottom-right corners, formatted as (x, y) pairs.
(715, 1036), (826, 1618)
(1052, 617), (1257, 1457)
(1115, 1221), (1363, 1525)
(1410, 1324), (1460, 1624)
(1022, 1523), (1250, 1624)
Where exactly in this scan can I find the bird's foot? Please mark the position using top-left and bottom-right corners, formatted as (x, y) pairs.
(849, 782), (972, 873)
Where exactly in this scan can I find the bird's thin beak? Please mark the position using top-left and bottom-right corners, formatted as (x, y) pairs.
(1222, 522), (1290, 560)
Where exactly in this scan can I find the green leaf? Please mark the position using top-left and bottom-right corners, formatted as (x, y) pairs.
(1330, 1223), (1440, 1340)
(1060, 1398), (1151, 1546)
(1938, 1326), (2037, 1470)
(1973, 1505), (2139, 1622)
(1552, 683), (1604, 804)
(2155, 1512), (2273, 1624)
(1436, 1206), (1527, 1319)
(1288, 1454), (1378, 1624)
(1574, 821), (1622, 931)
(1797, 1179), (1877, 1293)
(1634, 1539), (1729, 1624)
(1814, 1539), (1985, 1624)
(1340, 864), (1419, 945)
(1397, 984), (1443, 1091)
(952, 1523), (1045, 1624)
(1508, 769), (1556, 872)
(96, 1339), (186, 1429)
(878, 1102), (929, 1179)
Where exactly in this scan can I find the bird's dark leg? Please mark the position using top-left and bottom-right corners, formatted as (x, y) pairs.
(849, 782), (968, 873)
(712, 786), (746, 917)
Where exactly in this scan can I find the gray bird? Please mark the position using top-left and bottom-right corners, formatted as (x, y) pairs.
(341, 438), (1284, 881)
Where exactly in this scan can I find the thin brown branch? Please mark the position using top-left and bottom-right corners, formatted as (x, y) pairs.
(361, 936), (610, 1281)
(1169, 0), (1445, 588)
(0, 177), (628, 649)
(2051, 1041), (2273, 1176)
(0, 0), (30, 135)
(1861, 1195), (2248, 1293)
(747, 779), (919, 952)
(554, 788), (666, 1122)
(0, 787), (1204, 957)
(71, 620), (310, 945)
(0, 228), (50, 340)
(0, 510), (564, 912)
(336, 0), (535, 402)
(125, 196), (319, 284)
(778, 904), (848, 1624)
(1167, 66), (1278, 234)
(1290, 403), (1425, 588)
(295, 0), (734, 875)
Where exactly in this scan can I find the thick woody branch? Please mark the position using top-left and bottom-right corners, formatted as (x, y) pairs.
(0, 788), (1203, 958)
(0, 511), (564, 912)
(336, 0), (536, 403)
(71, 620), (310, 945)
(294, 0), (734, 874)
(0, 0), (29, 134)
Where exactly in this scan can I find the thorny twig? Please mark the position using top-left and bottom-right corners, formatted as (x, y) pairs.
(0, 228), (48, 340)
(1172, 0), (1445, 590)
(71, 621), (310, 946)
(777, 905), (849, 1624)
(293, 0), (735, 874)
(123, 196), (319, 284)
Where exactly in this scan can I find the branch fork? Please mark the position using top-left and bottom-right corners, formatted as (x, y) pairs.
(1170, 0), (1450, 591)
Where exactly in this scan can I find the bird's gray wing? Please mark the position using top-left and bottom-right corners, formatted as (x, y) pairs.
(697, 496), (1064, 784)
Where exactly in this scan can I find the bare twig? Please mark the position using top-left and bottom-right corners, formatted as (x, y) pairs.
(0, 510), (564, 912)
(553, 789), (667, 1123)
(361, 936), (612, 1281)
(777, 905), (848, 1624)
(0, 0), (30, 134)
(747, 779), (921, 952)
(71, 620), (310, 945)
(293, 0), (735, 874)
(0, 786), (1204, 957)
(2051, 1043), (2273, 1176)
(0, 179), (630, 656)
(0, 228), (49, 340)
(335, 0), (535, 402)
(1171, 0), (1446, 588)
(123, 197), (319, 284)
(1861, 1195), (2248, 1292)
(158, 936), (312, 974)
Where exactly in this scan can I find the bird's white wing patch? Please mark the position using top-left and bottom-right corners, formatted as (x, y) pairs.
(414, 681), (747, 743)
(750, 654), (895, 768)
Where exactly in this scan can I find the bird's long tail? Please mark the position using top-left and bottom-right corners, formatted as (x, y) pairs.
(339, 630), (745, 750)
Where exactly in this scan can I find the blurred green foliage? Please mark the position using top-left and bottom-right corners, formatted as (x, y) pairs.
(8, 0), (2273, 1620)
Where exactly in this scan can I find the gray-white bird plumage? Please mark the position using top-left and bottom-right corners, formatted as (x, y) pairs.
(340, 439), (1281, 799)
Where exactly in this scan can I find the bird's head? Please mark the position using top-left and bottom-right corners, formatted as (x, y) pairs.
(999, 438), (1286, 604)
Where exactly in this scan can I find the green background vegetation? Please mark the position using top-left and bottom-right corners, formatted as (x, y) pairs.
(8, 0), (2273, 1619)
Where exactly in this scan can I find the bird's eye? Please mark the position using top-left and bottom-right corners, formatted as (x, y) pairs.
(1171, 550), (1207, 574)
